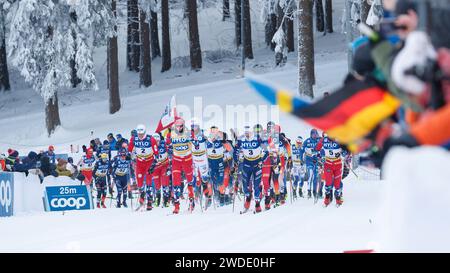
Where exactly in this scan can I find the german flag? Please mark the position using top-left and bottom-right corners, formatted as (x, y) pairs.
(246, 77), (401, 150)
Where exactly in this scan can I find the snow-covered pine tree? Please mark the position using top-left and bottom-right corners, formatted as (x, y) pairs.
(298, 0), (315, 98)
(161, 0), (171, 72)
(261, 0), (277, 50)
(8, 0), (116, 135)
(267, 0), (295, 65)
(0, 0), (10, 91)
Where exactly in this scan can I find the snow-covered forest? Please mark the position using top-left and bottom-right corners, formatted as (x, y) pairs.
(0, 0), (381, 136)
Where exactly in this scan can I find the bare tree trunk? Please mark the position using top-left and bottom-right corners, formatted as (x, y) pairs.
(140, 9), (152, 87)
(69, 11), (81, 88)
(315, 0), (325, 32)
(265, 13), (277, 50)
(275, 3), (285, 65)
(0, 8), (10, 91)
(223, 0), (230, 21)
(243, 0), (253, 59)
(129, 0), (140, 72)
(298, 0), (315, 98)
(360, 0), (371, 25)
(325, 0), (333, 33)
(235, 0), (241, 48)
(161, 0), (171, 72)
(45, 94), (61, 136)
(109, 0), (121, 114)
(287, 15), (295, 52)
(150, 9), (161, 59)
(186, 0), (202, 71)
(127, 0), (131, 70)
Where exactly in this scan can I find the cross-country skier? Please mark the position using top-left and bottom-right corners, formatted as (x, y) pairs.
(128, 124), (159, 210)
(317, 135), (345, 206)
(206, 125), (227, 206)
(291, 136), (306, 198)
(77, 148), (96, 188)
(190, 119), (212, 209)
(97, 140), (111, 160)
(301, 129), (322, 200)
(234, 125), (268, 213)
(112, 148), (131, 208)
(93, 153), (112, 208)
(167, 118), (194, 214)
(263, 124), (291, 207)
(151, 133), (170, 207)
(222, 139), (234, 205)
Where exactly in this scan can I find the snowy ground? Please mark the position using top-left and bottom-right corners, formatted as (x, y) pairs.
(0, 173), (382, 252)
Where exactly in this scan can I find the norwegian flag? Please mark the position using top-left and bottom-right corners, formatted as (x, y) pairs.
(155, 95), (179, 133)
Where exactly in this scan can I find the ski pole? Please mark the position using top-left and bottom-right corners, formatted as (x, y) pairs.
(289, 169), (293, 204)
(345, 161), (359, 179)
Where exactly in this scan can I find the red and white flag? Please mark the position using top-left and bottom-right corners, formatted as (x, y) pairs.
(155, 95), (179, 133)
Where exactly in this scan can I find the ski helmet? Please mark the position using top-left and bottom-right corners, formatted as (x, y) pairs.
(136, 124), (146, 135)
(296, 136), (303, 144)
(267, 121), (275, 131)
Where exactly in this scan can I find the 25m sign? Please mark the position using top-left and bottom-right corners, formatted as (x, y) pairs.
(0, 173), (14, 217)
(44, 185), (93, 212)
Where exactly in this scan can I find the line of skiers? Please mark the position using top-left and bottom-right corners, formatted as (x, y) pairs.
(76, 120), (352, 213)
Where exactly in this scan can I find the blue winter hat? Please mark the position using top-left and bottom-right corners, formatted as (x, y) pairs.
(116, 134), (122, 139)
